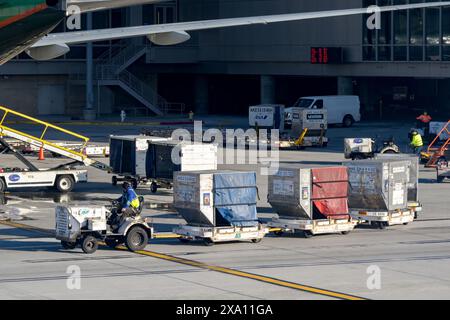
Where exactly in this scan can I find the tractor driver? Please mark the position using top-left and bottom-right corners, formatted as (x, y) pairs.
(117, 182), (141, 217)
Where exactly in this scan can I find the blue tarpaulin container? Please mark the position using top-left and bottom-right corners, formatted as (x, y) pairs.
(173, 171), (259, 227)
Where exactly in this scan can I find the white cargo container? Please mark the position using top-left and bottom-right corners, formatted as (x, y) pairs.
(278, 108), (328, 148)
(344, 159), (415, 229)
(249, 104), (285, 131)
(344, 138), (375, 159)
(110, 135), (218, 192)
(173, 170), (268, 245)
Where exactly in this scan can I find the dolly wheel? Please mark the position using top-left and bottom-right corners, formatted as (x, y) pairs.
(378, 222), (387, 230)
(81, 235), (98, 254)
(302, 230), (314, 239)
(126, 226), (148, 252)
(150, 182), (158, 193)
(112, 176), (118, 186)
(403, 222), (409, 226)
(341, 231), (351, 235)
(203, 238), (214, 246)
(251, 238), (262, 244)
(61, 241), (76, 250)
(274, 230), (284, 237)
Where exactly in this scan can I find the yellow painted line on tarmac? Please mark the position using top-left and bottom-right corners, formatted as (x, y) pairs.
(1, 220), (367, 300)
(117, 248), (367, 300)
(0, 220), (54, 236)
(153, 233), (181, 239)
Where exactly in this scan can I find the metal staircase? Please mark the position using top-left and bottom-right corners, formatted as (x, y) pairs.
(95, 44), (185, 116)
(69, 43), (185, 116)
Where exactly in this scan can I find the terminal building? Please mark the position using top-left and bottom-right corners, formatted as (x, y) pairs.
(1, 0), (450, 120)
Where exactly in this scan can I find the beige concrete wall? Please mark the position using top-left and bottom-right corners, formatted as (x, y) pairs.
(0, 75), (67, 116)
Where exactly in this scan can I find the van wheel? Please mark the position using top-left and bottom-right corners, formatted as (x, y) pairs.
(203, 238), (214, 246)
(112, 176), (118, 186)
(302, 230), (314, 238)
(0, 179), (6, 193)
(125, 226), (148, 252)
(150, 182), (158, 193)
(55, 175), (75, 193)
(81, 235), (98, 254)
(343, 115), (354, 128)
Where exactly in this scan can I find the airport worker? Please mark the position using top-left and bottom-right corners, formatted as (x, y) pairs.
(416, 111), (432, 137)
(120, 110), (126, 123)
(118, 182), (141, 216)
(410, 130), (424, 155)
(189, 110), (194, 121)
(416, 111), (432, 125)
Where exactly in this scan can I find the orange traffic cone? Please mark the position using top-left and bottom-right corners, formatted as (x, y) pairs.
(38, 147), (45, 161)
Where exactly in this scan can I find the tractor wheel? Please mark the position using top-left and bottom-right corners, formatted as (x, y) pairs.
(81, 235), (98, 254)
(125, 226), (148, 252)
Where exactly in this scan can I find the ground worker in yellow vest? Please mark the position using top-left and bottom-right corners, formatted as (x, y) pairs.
(118, 182), (141, 216)
(410, 130), (424, 155)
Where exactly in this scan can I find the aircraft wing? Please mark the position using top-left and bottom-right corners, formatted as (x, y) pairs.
(66, 0), (170, 13)
(32, 2), (450, 49)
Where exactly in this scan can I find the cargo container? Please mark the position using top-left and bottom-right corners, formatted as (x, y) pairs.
(173, 170), (268, 245)
(267, 166), (356, 238)
(249, 104), (285, 131)
(344, 159), (414, 229)
(277, 108), (328, 149)
(375, 154), (422, 217)
(110, 135), (217, 192)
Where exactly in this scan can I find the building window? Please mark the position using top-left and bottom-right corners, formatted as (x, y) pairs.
(363, 0), (447, 62)
(154, 1), (178, 25)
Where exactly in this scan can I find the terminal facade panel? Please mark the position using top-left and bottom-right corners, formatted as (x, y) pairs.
(1, 0), (450, 118)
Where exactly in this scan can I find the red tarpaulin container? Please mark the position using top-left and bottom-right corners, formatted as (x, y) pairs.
(311, 167), (349, 219)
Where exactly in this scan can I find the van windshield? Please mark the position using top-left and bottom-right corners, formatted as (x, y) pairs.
(293, 99), (314, 108)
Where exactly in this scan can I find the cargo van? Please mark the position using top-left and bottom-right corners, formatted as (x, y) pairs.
(285, 96), (361, 127)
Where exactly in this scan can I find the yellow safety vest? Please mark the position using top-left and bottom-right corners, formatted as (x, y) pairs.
(411, 134), (423, 147)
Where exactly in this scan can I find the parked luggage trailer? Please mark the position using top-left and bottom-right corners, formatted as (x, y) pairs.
(109, 135), (217, 192)
(375, 154), (423, 217)
(267, 167), (356, 238)
(173, 170), (268, 245)
(344, 159), (414, 229)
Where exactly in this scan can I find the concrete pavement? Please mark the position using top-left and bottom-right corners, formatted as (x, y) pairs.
(0, 120), (449, 300)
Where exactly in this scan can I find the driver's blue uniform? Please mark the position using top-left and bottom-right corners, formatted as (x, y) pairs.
(118, 187), (140, 214)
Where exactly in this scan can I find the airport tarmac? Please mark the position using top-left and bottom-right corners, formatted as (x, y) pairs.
(1, 120), (450, 300)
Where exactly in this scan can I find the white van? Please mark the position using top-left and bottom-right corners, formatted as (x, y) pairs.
(285, 96), (361, 127)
